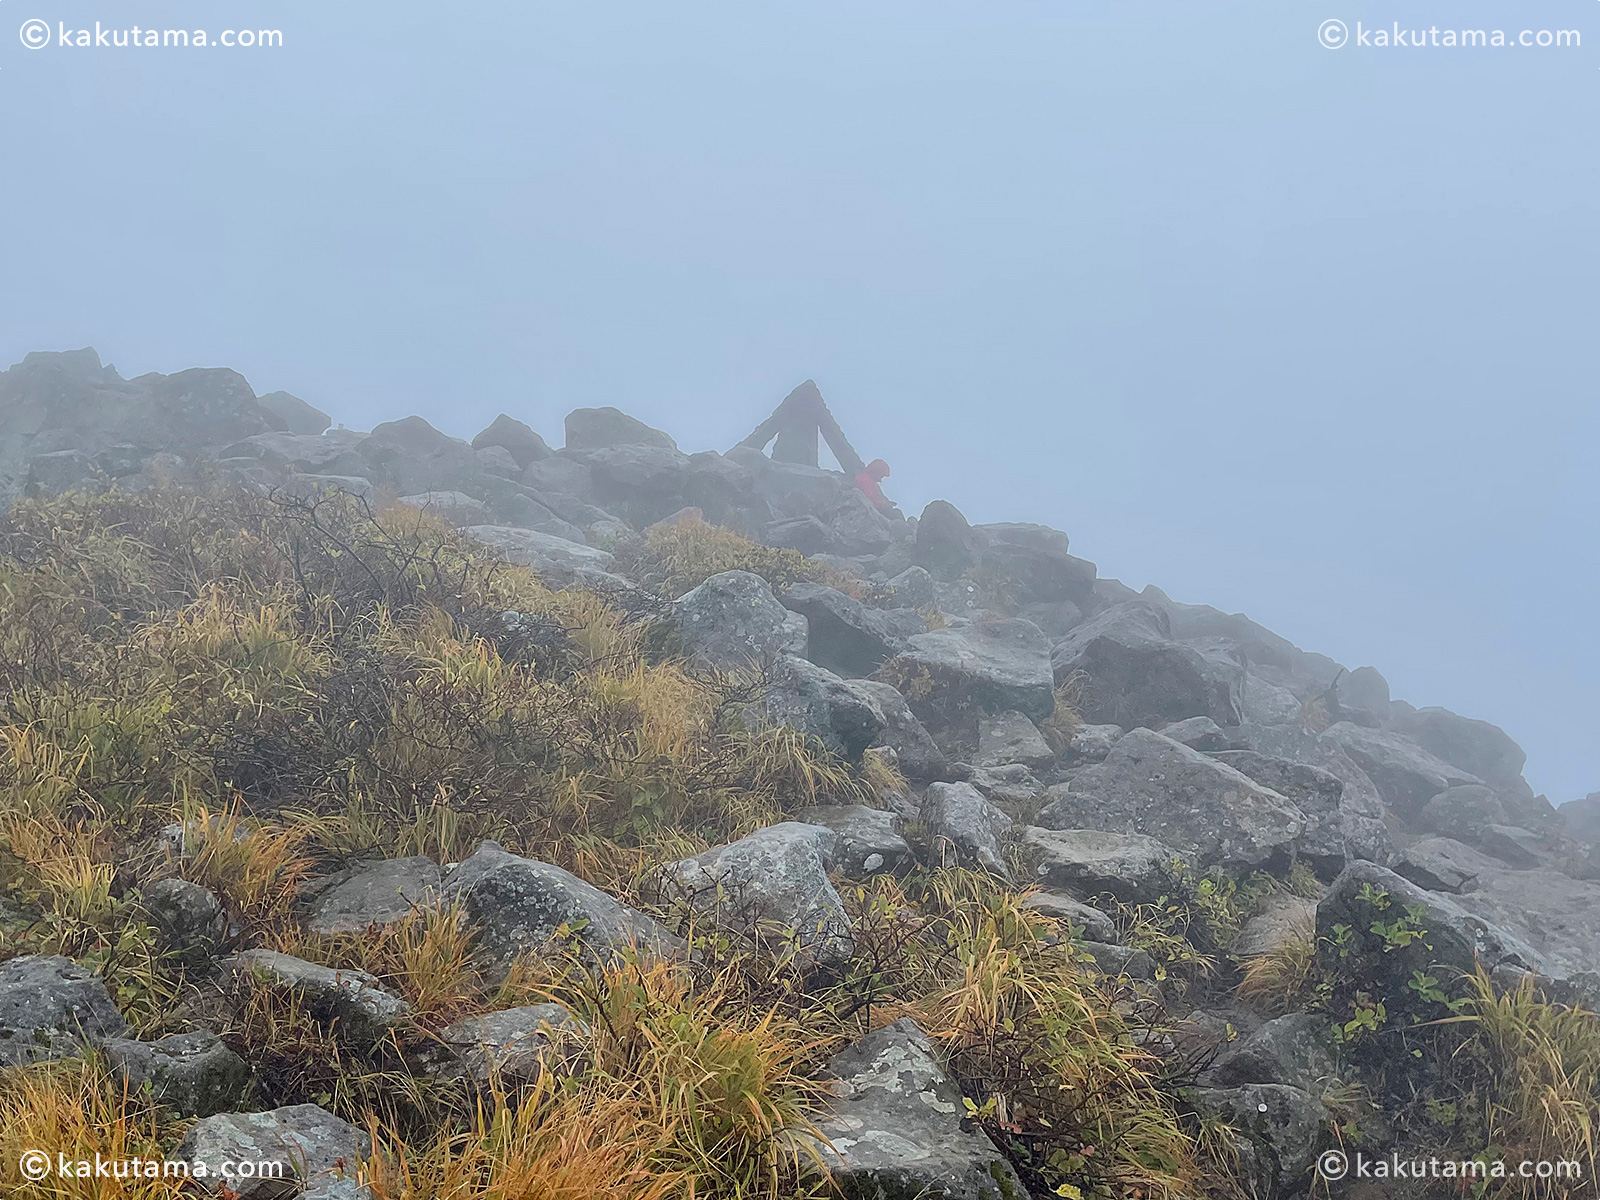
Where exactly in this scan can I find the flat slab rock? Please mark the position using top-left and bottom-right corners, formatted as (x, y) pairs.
(103, 1030), (251, 1117)
(418, 1003), (586, 1087)
(1022, 826), (1181, 905)
(886, 618), (1056, 724)
(806, 1018), (1030, 1200)
(443, 840), (686, 969)
(176, 1103), (370, 1199)
(0, 954), (128, 1066)
(223, 950), (410, 1044)
(300, 856), (442, 936)
(796, 804), (913, 876)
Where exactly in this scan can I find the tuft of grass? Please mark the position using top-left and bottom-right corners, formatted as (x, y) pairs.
(177, 804), (313, 930)
(1235, 929), (1317, 1016)
(613, 515), (861, 600)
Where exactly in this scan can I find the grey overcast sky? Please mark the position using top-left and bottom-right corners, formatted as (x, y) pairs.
(2, 1), (1595, 800)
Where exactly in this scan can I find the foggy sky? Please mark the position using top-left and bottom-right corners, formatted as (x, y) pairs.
(2, 0), (1595, 800)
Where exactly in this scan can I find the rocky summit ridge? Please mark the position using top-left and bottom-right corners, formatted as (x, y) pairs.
(3, 345), (1598, 1200)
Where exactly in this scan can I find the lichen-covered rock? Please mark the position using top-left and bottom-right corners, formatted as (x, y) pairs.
(1038, 729), (1306, 872)
(223, 951), (410, 1045)
(1190, 1084), (1324, 1199)
(921, 781), (1011, 877)
(654, 823), (852, 964)
(1022, 891), (1118, 943)
(141, 876), (228, 959)
(102, 1030), (251, 1116)
(975, 709), (1054, 770)
(1322, 722), (1484, 821)
(1064, 722), (1124, 763)
(804, 1018), (1029, 1200)
(1417, 784), (1511, 845)
(417, 1003), (587, 1087)
(1392, 705), (1533, 801)
(300, 856), (442, 936)
(670, 570), (807, 670)
(1078, 941), (1156, 980)
(968, 763), (1046, 808)
(795, 805), (912, 876)
(465, 525), (621, 589)
(443, 841), (685, 969)
(176, 1103), (369, 1199)
(563, 406), (678, 451)
(884, 618), (1056, 723)
(1021, 827), (1181, 905)
(780, 582), (923, 678)
(0, 955), (128, 1066)
(1211, 749), (1368, 876)
(1206, 1013), (1336, 1095)
(759, 653), (885, 761)
(881, 564), (935, 608)
(1229, 723), (1392, 867)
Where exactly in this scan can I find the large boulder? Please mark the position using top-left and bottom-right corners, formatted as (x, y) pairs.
(882, 619), (1056, 724)
(1229, 723), (1392, 866)
(780, 583), (924, 678)
(358, 414), (483, 496)
(654, 823), (852, 964)
(973, 522), (1096, 606)
(140, 876), (228, 960)
(299, 857), (442, 936)
(442, 841), (685, 969)
(466, 525), (621, 588)
(848, 679), (948, 782)
(1206, 1013), (1337, 1095)
(256, 391), (332, 436)
(1449, 866), (1600, 987)
(1394, 837), (1496, 894)
(1416, 785), (1511, 846)
(1050, 602), (1241, 729)
(175, 1103), (369, 1199)
(0, 955), (128, 1066)
(1392, 706), (1535, 803)
(804, 1018), (1029, 1200)
(1210, 750), (1378, 875)
(913, 500), (986, 580)
(763, 654), (885, 760)
(671, 570), (808, 671)
(1037, 729), (1306, 872)
(1329, 666), (1391, 728)
(1189, 1084), (1324, 1200)
(975, 710), (1055, 770)
(222, 951), (410, 1045)
(1321, 722), (1484, 822)
(921, 782), (1011, 877)
(568, 443), (694, 527)
(102, 1031), (251, 1117)
(563, 406), (677, 451)
(1021, 826), (1182, 905)
(471, 413), (551, 467)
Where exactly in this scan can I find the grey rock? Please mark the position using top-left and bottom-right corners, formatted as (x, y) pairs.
(257, 391), (332, 436)
(1240, 671), (1305, 726)
(0, 955), (128, 1066)
(1038, 729), (1306, 873)
(176, 1103), (369, 1199)
(1322, 722), (1484, 822)
(223, 951), (410, 1044)
(281, 474), (375, 503)
(805, 1018), (1029, 1200)
(1394, 837), (1497, 893)
(1450, 866), (1600, 986)
(357, 415), (480, 496)
(1190, 1084), (1323, 1198)
(224, 428), (369, 475)
(975, 522), (1097, 607)
(1392, 705), (1532, 801)
(301, 857), (442, 936)
(563, 406), (677, 451)
(913, 500), (986, 581)
(1231, 894), (1317, 959)
(471, 413), (551, 467)
(1023, 892), (1118, 942)
(569, 443), (694, 527)
(418, 1003), (586, 1087)
(885, 618), (1056, 723)
(1559, 792), (1600, 843)
(1014, 599), (1086, 640)
(848, 679), (947, 781)
(397, 490), (491, 527)
(1331, 666), (1391, 728)
(466, 524), (620, 588)
(764, 654), (884, 760)
(968, 763), (1047, 808)
(102, 1030), (251, 1116)
(1159, 716), (1242, 752)
(921, 782), (1011, 876)
(474, 444), (524, 478)
(1050, 602), (1241, 730)
(781, 583), (924, 678)
(1207, 1013), (1336, 1095)
(1418, 785), (1510, 844)
(1211, 750), (1355, 876)
(975, 710), (1055, 770)
(656, 822), (852, 963)
(1021, 826), (1181, 905)
(1078, 941), (1155, 980)
(1064, 722), (1124, 763)
(443, 841), (685, 969)
(26, 448), (101, 494)
(1480, 824), (1544, 869)
(882, 565), (935, 609)
(765, 514), (840, 555)
(671, 570), (807, 671)
(796, 805), (912, 876)
(141, 876), (227, 958)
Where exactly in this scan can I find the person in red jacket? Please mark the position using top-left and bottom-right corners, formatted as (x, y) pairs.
(854, 458), (896, 513)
